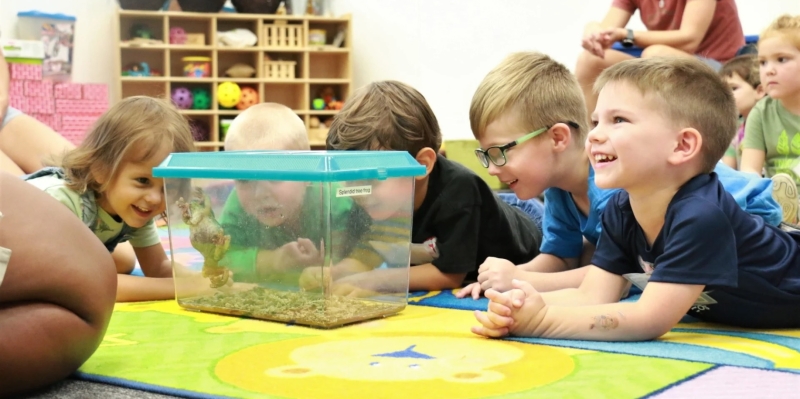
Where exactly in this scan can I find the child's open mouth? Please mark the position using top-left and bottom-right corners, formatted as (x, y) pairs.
(132, 205), (152, 217)
(594, 154), (618, 164)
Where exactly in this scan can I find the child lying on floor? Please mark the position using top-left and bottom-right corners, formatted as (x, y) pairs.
(473, 57), (800, 341)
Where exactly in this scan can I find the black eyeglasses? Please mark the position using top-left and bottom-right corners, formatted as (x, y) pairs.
(474, 121), (580, 167)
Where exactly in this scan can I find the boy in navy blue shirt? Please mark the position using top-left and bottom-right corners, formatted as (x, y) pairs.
(473, 57), (800, 341)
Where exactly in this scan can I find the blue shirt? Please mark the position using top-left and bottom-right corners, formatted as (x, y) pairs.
(540, 162), (781, 259)
(592, 173), (800, 326)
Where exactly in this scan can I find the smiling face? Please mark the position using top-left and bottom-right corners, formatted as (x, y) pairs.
(758, 35), (800, 102)
(724, 73), (763, 118)
(97, 143), (171, 228)
(478, 110), (556, 200)
(235, 180), (307, 227)
(587, 82), (679, 191)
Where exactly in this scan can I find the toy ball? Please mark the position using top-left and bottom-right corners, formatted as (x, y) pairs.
(191, 87), (211, 110)
(169, 27), (187, 45)
(217, 82), (241, 108)
(171, 87), (193, 109)
(311, 98), (325, 110)
(236, 87), (259, 110)
(189, 119), (210, 142)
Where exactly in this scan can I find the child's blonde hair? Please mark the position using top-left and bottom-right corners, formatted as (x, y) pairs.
(61, 96), (195, 194)
(719, 54), (760, 88)
(224, 102), (309, 151)
(594, 57), (738, 174)
(326, 80), (441, 156)
(469, 52), (589, 142)
(760, 14), (800, 50)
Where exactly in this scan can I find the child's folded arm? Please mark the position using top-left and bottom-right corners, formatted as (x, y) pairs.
(409, 263), (466, 291)
(538, 265), (627, 306)
(518, 253), (580, 274)
(532, 281), (704, 341)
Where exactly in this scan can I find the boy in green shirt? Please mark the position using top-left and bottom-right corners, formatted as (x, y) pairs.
(217, 103), (381, 285)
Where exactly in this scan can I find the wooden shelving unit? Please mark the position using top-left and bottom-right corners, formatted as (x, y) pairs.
(114, 10), (352, 150)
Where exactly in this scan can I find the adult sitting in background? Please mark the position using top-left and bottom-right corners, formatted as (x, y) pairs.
(0, 49), (75, 176)
(575, 0), (744, 114)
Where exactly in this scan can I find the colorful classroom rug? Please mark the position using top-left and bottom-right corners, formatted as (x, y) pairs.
(78, 227), (800, 398)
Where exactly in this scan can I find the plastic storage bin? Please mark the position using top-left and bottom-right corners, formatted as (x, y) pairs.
(153, 150), (425, 328)
(16, 11), (76, 81)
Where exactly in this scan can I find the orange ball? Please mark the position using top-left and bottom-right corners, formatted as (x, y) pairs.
(236, 87), (259, 110)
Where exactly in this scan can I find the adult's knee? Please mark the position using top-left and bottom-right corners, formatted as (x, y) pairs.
(0, 173), (116, 327)
(640, 44), (676, 58)
(575, 50), (608, 84)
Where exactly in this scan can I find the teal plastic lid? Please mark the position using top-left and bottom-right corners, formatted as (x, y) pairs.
(153, 150), (426, 181)
(17, 11), (77, 21)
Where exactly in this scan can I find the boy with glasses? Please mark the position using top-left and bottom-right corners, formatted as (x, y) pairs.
(325, 80), (543, 292)
(457, 52), (782, 300)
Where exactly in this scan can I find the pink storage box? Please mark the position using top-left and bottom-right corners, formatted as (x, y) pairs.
(55, 99), (108, 114)
(26, 96), (55, 114)
(81, 84), (108, 101)
(9, 96), (29, 113)
(9, 63), (42, 80)
(23, 79), (53, 97)
(54, 83), (82, 99)
(9, 80), (24, 97)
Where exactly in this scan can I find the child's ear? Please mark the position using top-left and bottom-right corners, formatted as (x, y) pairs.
(756, 84), (766, 99)
(91, 164), (108, 186)
(414, 147), (437, 180)
(668, 128), (702, 166)
(549, 122), (573, 153)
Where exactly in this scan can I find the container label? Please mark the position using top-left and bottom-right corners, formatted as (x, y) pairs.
(336, 185), (372, 197)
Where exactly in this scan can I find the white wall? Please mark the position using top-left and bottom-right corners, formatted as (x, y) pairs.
(2, 0), (799, 139)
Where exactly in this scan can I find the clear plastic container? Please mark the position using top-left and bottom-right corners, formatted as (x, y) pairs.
(153, 150), (425, 328)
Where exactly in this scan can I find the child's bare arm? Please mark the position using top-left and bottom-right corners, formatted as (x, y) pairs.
(134, 243), (172, 277)
(739, 148), (766, 177)
(116, 274), (176, 302)
(409, 263), (466, 291)
(520, 253), (580, 272)
(474, 276), (703, 341)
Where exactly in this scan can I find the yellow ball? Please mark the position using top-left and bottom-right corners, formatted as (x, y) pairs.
(217, 82), (241, 108)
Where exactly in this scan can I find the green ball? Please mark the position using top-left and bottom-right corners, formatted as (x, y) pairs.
(312, 98), (325, 110)
(191, 87), (211, 110)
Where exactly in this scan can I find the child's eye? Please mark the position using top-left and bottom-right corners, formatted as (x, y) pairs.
(613, 117), (627, 124)
(135, 177), (150, 185)
(590, 120), (599, 128)
(778, 57), (788, 63)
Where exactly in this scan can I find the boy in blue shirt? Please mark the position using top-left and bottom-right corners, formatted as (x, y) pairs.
(473, 57), (800, 340)
(457, 52), (783, 299)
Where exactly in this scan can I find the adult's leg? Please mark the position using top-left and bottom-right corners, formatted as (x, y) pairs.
(0, 172), (116, 397)
(0, 149), (24, 176)
(0, 113), (75, 174)
(574, 48), (634, 115)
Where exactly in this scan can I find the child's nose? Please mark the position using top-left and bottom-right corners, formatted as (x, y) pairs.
(487, 162), (501, 176)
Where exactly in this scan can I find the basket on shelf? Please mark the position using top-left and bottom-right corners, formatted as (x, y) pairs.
(264, 60), (296, 79)
(118, 0), (168, 10)
(263, 23), (304, 48)
(175, 0), (226, 12)
(231, 0), (281, 14)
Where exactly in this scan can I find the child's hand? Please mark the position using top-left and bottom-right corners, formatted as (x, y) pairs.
(471, 279), (547, 338)
(298, 266), (330, 292)
(455, 282), (483, 299)
(276, 238), (322, 271)
(331, 273), (382, 298)
(476, 257), (518, 293)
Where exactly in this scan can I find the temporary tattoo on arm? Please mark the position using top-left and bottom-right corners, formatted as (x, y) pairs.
(589, 314), (619, 331)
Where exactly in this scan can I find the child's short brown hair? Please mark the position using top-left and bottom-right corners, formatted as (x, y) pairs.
(594, 57), (737, 174)
(326, 80), (441, 156)
(469, 52), (589, 142)
(719, 54), (760, 88)
(760, 14), (800, 50)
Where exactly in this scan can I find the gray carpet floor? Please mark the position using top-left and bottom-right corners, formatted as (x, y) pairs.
(18, 379), (183, 399)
